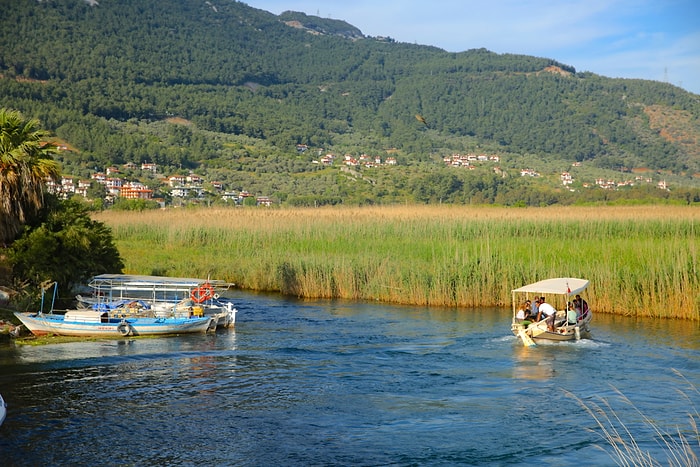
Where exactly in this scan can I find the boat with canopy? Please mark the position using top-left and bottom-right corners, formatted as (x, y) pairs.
(510, 277), (592, 346)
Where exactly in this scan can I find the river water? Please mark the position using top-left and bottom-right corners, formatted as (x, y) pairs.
(0, 292), (698, 466)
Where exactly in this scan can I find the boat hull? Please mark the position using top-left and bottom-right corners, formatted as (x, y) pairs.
(14, 311), (214, 337)
(512, 313), (592, 343)
(0, 394), (6, 427)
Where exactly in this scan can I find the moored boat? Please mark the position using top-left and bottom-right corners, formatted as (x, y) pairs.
(14, 309), (214, 337)
(510, 277), (592, 346)
(76, 274), (237, 328)
(15, 282), (216, 338)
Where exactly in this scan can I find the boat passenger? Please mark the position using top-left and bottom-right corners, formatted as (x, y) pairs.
(566, 302), (577, 325)
(573, 295), (589, 320)
(516, 301), (533, 326)
(537, 297), (556, 331)
(531, 298), (540, 320)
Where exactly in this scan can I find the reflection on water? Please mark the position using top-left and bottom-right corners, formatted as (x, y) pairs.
(512, 343), (555, 380)
(0, 293), (698, 466)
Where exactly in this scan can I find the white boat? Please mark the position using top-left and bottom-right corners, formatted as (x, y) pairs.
(510, 277), (592, 346)
(0, 393), (6, 427)
(76, 274), (237, 328)
(15, 282), (216, 338)
(14, 310), (214, 337)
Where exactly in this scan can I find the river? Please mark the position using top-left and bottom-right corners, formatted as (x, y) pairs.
(0, 291), (698, 466)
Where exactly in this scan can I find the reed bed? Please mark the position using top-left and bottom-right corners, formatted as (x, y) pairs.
(95, 205), (700, 320)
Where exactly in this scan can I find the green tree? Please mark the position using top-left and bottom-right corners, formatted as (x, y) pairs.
(9, 199), (124, 294)
(0, 108), (61, 244)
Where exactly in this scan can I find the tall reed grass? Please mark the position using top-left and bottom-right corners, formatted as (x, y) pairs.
(566, 369), (700, 466)
(95, 205), (700, 319)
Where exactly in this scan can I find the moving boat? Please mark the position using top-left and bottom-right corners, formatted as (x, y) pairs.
(76, 274), (237, 328)
(15, 282), (216, 337)
(510, 277), (592, 346)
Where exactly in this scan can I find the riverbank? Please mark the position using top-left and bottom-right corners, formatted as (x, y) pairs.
(96, 204), (700, 320)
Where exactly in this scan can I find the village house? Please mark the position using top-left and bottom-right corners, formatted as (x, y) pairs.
(120, 182), (153, 200)
(256, 196), (273, 206)
(75, 179), (91, 198)
(186, 174), (203, 184)
(168, 175), (186, 187)
(91, 172), (107, 183)
(61, 177), (75, 192)
(222, 191), (239, 202)
(319, 154), (335, 165)
(105, 177), (122, 190)
(595, 178), (616, 189)
(343, 155), (359, 167)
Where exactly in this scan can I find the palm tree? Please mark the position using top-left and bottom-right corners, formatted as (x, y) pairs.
(0, 109), (60, 245)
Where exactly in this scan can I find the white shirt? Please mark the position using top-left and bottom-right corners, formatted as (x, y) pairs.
(538, 302), (556, 316)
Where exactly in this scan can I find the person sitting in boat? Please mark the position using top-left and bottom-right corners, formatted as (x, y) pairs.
(566, 302), (578, 325)
(516, 301), (533, 326)
(536, 296), (557, 331)
(531, 298), (540, 320)
(573, 295), (589, 320)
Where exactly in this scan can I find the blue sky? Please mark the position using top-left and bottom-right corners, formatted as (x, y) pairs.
(245, 0), (700, 95)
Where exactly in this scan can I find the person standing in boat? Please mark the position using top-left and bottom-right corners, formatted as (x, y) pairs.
(537, 296), (556, 331)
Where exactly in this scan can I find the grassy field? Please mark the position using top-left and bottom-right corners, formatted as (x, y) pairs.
(95, 205), (700, 320)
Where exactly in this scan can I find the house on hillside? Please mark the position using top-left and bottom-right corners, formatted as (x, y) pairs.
(256, 196), (273, 206)
(120, 182), (153, 200)
(168, 175), (186, 187)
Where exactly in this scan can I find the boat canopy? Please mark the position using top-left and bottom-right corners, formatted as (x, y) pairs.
(512, 277), (589, 297)
(88, 274), (228, 291)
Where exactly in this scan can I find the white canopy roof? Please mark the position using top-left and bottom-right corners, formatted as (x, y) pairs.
(89, 274), (228, 290)
(512, 277), (589, 296)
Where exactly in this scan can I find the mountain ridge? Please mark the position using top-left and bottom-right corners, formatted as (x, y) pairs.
(1, 0), (699, 205)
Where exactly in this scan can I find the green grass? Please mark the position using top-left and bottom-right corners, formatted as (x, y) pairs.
(97, 205), (700, 319)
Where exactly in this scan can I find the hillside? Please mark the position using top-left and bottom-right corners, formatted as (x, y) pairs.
(1, 0), (699, 206)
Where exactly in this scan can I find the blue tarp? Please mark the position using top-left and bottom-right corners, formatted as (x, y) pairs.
(91, 299), (152, 311)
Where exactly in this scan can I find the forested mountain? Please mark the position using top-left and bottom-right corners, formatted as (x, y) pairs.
(1, 0), (699, 206)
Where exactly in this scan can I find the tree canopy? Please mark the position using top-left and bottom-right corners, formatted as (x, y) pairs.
(0, 109), (60, 244)
(0, 0), (698, 207)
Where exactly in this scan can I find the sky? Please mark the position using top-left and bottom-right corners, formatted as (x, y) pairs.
(245, 0), (700, 95)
